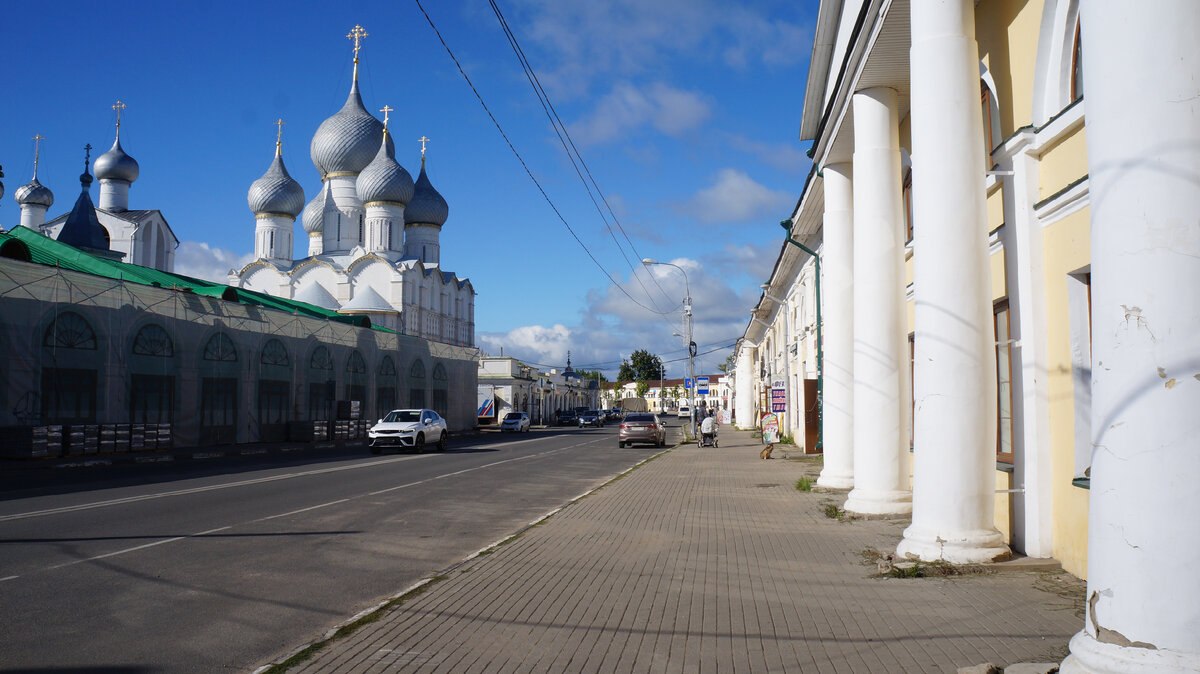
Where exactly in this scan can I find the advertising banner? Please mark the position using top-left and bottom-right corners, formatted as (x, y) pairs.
(761, 412), (780, 444)
(477, 386), (495, 418)
(771, 387), (787, 413)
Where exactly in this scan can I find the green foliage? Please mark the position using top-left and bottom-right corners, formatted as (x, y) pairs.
(795, 476), (812, 492)
(717, 352), (736, 374)
(619, 349), (663, 383)
(574, 368), (607, 383)
(635, 380), (650, 397)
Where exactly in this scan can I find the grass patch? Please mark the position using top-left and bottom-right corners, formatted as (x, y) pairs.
(821, 501), (846, 520)
(264, 576), (447, 673)
(795, 476), (813, 492)
(860, 547), (993, 579)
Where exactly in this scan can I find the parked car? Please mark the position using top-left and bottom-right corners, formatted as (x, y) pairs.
(554, 410), (579, 426)
(501, 411), (530, 432)
(604, 409), (622, 422)
(676, 405), (691, 419)
(369, 409), (448, 453)
(578, 410), (604, 427)
(619, 413), (667, 448)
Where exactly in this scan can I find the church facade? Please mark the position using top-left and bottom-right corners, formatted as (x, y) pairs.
(230, 27), (474, 349)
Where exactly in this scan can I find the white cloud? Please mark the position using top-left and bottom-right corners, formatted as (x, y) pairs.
(727, 133), (812, 174)
(676, 168), (793, 224)
(173, 241), (255, 283)
(568, 82), (710, 145)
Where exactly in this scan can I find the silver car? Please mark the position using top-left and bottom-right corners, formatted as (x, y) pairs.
(501, 411), (530, 432)
(618, 413), (667, 448)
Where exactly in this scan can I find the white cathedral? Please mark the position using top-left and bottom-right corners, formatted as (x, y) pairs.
(230, 26), (475, 348)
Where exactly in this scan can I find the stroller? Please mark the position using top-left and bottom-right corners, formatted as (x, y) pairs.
(698, 415), (719, 448)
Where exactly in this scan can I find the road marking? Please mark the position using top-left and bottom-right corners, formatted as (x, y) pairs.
(367, 445), (581, 496)
(259, 499), (350, 521)
(0, 575), (18, 582)
(0, 455), (431, 523)
(47, 526), (233, 570)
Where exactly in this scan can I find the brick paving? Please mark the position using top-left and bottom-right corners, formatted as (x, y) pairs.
(274, 429), (1083, 673)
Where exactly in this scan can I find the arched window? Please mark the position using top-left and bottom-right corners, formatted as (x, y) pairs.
(380, 356), (397, 376)
(377, 355), (398, 418)
(432, 363), (449, 418)
(409, 358), (427, 409)
(1070, 20), (1084, 101)
(310, 346), (333, 371)
(346, 350), (367, 374)
(260, 339), (290, 366)
(44, 312), (97, 350)
(132, 324), (174, 357)
(203, 333), (238, 362)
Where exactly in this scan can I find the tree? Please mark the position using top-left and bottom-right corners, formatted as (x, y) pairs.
(574, 368), (607, 384)
(622, 349), (663, 383)
(635, 380), (650, 397)
(717, 352), (736, 374)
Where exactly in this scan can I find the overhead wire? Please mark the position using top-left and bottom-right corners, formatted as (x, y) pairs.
(485, 0), (679, 315)
(413, 0), (670, 316)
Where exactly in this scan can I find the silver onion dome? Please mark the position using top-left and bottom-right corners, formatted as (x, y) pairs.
(247, 149), (304, 217)
(405, 163), (448, 226)
(310, 82), (391, 176)
(14, 177), (54, 208)
(93, 137), (140, 183)
(356, 135), (414, 205)
(301, 181), (335, 235)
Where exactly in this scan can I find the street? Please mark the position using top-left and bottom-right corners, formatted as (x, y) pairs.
(0, 423), (670, 672)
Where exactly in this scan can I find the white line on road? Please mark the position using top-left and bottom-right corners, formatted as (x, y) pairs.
(48, 526), (233, 570)
(259, 499), (351, 521)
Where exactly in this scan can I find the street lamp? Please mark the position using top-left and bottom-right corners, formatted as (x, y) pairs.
(643, 258), (697, 439)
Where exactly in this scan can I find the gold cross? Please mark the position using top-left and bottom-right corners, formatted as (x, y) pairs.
(113, 100), (126, 129)
(347, 24), (369, 60)
(419, 135), (430, 158)
(380, 105), (393, 129)
(31, 134), (45, 178)
(274, 118), (286, 146)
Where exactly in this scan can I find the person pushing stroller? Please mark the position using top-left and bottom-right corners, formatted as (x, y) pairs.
(699, 410), (718, 447)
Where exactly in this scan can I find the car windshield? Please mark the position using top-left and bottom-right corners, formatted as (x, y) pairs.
(625, 414), (654, 422)
(383, 410), (421, 423)
(504, 413), (522, 420)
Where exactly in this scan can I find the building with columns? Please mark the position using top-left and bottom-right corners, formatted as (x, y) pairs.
(231, 28), (474, 349)
(737, 1), (1199, 669)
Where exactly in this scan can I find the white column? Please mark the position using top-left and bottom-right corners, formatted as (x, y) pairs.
(735, 345), (755, 429)
(98, 179), (131, 212)
(844, 87), (911, 515)
(896, 0), (1009, 563)
(1062, 2), (1200, 671)
(818, 162), (854, 488)
(19, 204), (48, 230)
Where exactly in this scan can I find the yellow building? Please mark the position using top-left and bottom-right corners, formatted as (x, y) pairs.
(738, 1), (1200, 670)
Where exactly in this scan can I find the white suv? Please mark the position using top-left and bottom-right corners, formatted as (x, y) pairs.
(369, 409), (448, 453)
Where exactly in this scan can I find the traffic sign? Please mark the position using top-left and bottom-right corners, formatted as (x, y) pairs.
(697, 376), (709, 394)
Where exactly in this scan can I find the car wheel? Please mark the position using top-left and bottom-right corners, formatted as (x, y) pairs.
(618, 441), (625, 448)
(415, 433), (425, 453)
(370, 443), (382, 455)
(437, 431), (447, 452)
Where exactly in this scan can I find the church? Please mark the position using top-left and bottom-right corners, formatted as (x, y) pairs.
(0, 25), (479, 452)
(231, 25), (475, 348)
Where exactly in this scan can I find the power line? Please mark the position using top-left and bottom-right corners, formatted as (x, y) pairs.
(414, 0), (670, 316)
(485, 0), (679, 315)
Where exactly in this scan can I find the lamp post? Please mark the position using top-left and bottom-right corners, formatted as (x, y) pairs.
(778, 219), (822, 453)
(643, 258), (696, 439)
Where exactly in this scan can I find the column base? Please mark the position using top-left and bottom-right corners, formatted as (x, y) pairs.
(844, 488), (911, 516)
(816, 470), (853, 489)
(1061, 629), (1200, 673)
(896, 523), (1010, 564)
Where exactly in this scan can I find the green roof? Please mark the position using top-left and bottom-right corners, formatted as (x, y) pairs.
(0, 225), (380, 330)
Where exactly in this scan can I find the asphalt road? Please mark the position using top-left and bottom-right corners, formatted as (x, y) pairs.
(0, 422), (673, 672)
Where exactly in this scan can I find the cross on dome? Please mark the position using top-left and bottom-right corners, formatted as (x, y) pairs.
(112, 100), (126, 138)
(31, 134), (45, 178)
(274, 118), (286, 150)
(380, 106), (393, 128)
(347, 24), (368, 61)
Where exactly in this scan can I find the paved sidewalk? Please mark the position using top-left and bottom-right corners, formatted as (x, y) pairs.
(268, 429), (1083, 673)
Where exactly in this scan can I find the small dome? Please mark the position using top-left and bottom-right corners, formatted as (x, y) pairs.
(14, 177), (54, 208)
(301, 181), (335, 235)
(310, 82), (390, 176)
(405, 163), (448, 226)
(356, 134), (414, 205)
(94, 137), (140, 183)
(248, 148), (304, 217)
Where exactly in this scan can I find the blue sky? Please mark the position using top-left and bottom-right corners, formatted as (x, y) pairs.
(0, 0), (816, 379)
